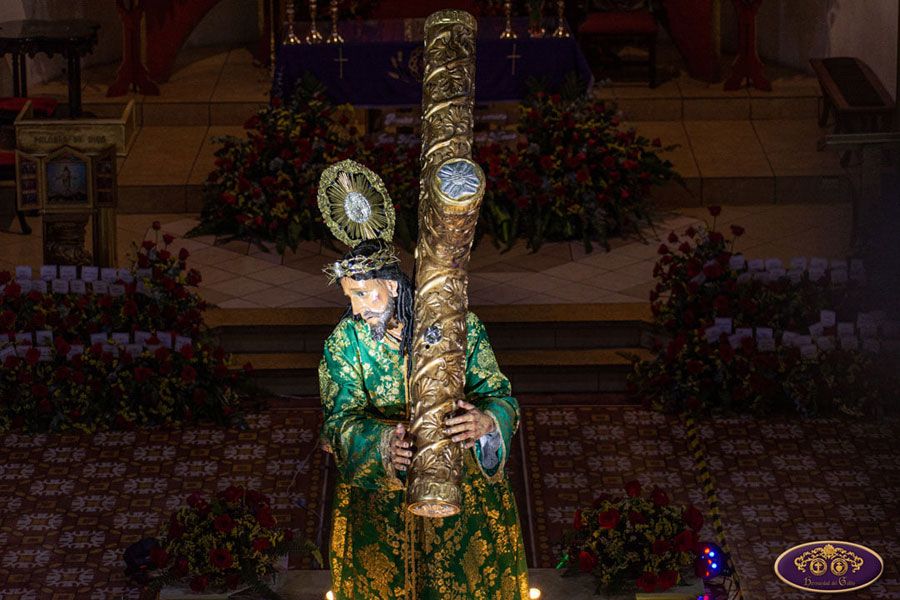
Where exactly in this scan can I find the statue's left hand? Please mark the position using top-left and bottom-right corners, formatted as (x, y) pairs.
(444, 399), (496, 449)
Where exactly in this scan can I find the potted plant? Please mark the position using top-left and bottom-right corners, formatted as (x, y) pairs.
(140, 487), (320, 599)
(557, 481), (706, 597)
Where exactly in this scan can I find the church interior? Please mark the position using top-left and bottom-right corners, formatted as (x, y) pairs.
(0, 0), (898, 598)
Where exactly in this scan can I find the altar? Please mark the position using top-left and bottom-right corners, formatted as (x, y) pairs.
(272, 17), (592, 106)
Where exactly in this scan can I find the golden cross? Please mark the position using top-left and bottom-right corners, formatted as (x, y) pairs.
(334, 45), (349, 79)
(506, 43), (521, 76)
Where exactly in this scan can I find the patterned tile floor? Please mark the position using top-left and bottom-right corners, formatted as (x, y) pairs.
(2, 403), (897, 599)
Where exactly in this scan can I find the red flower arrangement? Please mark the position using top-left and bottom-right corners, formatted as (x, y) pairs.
(558, 481), (704, 594)
(191, 76), (680, 255)
(145, 487), (319, 597)
(628, 206), (892, 417)
(0, 231), (248, 432)
(476, 91), (680, 252)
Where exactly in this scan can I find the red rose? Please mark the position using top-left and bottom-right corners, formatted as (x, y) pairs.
(150, 546), (169, 568)
(573, 509), (584, 531)
(707, 205), (722, 217)
(636, 572), (658, 592)
(730, 224), (745, 237)
(186, 269), (202, 286)
(650, 487), (670, 507)
(683, 505), (704, 531)
(25, 347), (40, 366)
(220, 485), (244, 503)
(539, 155), (554, 170)
(179, 344), (194, 360)
(651, 539), (671, 555)
(252, 537), (272, 552)
(597, 508), (620, 529)
(180, 365), (197, 383)
(162, 233), (175, 245)
(657, 243), (669, 255)
(172, 557), (189, 577)
(674, 528), (698, 552)
(179, 248), (190, 261)
(578, 550), (598, 573)
(652, 137), (662, 147)
(213, 514), (235, 533)
(657, 570), (679, 591)
(190, 575), (209, 592)
(152, 220), (161, 231)
(256, 506), (276, 528)
(284, 529), (294, 541)
(31, 383), (49, 398)
(209, 547), (234, 570)
(624, 480), (642, 497)
(187, 492), (207, 509)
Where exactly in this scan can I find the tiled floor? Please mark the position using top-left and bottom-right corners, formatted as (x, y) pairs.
(0, 203), (853, 308)
(2, 404), (897, 598)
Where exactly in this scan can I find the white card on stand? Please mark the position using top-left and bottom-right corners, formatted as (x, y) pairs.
(757, 337), (776, 352)
(59, 265), (78, 281)
(820, 310), (837, 328)
(69, 280), (86, 295)
(729, 255), (746, 270)
(81, 266), (99, 282)
(68, 344), (85, 359)
(748, 258), (765, 271)
(100, 267), (118, 282)
(15, 265), (32, 280)
(837, 322), (855, 337)
(714, 318), (733, 333)
(31, 280), (47, 294)
(92, 280), (109, 295)
(51, 279), (69, 294)
(35, 331), (53, 346)
(790, 257), (808, 270)
(40, 265), (57, 281)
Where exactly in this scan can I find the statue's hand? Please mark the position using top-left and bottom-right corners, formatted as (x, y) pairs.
(444, 399), (496, 449)
(390, 423), (413, 471)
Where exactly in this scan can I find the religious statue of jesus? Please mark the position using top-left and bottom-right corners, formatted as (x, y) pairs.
(317, 160), (531, 599)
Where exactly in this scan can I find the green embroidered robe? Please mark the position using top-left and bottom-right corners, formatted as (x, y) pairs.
(319, 312), (530, 599)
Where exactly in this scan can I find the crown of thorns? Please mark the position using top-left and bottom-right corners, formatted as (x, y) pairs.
(322, 245), (400, 285)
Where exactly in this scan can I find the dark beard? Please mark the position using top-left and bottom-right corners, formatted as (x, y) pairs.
(362, 296), (396, 342)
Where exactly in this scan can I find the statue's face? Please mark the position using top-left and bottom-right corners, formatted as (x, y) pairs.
(340, 277), (399, 337)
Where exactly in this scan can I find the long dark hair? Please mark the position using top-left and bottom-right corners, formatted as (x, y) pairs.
(339, 239), (414, 359)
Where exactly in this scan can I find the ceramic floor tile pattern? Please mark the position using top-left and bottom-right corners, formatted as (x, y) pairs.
(2, 405), (897, 598)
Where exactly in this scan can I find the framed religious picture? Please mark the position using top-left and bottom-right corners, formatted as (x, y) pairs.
(44, 146), (92, 212)
(93, 146), (117, 208)
(15, 150), (42, 211)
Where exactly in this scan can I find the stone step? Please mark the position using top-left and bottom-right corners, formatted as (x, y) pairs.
(277, 568), (704, 600)
(232, 347), (652, 397)
(207, 304), (655, 354)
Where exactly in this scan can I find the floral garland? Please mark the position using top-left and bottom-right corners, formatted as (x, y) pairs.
(628, 206), (893, 418)
(143, 487), (319, 598)
(558, 481), (705, 594)
(0, 225), (249, 432)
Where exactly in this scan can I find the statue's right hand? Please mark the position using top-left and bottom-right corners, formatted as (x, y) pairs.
(390, 423), (413, 471)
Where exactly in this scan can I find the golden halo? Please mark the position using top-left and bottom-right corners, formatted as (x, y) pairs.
(317, 159), (396, 248)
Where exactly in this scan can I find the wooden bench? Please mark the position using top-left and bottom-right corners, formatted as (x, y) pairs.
(810, 57), (894, 133)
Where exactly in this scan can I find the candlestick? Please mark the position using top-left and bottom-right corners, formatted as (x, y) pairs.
(527, 0), (545, 38)
(327, 0), (343, 43)
(306, 0), (323, 44)
(500, 0), (517, 39)
(552, 0), (570, 38)
(283, 0), (302, 45)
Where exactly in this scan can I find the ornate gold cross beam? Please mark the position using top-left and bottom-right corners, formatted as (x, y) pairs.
(407, 10), (485, 517)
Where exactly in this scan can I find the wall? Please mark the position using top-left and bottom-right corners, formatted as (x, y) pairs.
(0, 0), (258, 96)
(721, 0), (898, 97)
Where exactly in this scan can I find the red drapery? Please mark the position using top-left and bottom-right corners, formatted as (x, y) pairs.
(660, 0), (721, 82)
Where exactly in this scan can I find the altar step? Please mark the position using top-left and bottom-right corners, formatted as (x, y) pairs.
(209, 303), (656, 396)
(276, 568), (704, 600)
